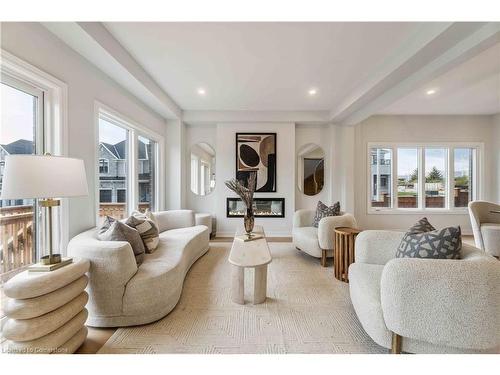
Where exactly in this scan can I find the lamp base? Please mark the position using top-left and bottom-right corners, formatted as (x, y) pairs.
(41, 254), (62, 265)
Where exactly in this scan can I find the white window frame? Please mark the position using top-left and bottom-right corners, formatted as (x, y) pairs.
(1, 49), (69, 250)
(367, 142), (483, 215)
(94, 101), (165, 222)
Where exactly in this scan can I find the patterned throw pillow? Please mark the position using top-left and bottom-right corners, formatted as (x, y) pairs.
(126, 212), (160, 253)
(396, 226), (462, 259)
(312, 201), (340, 228)
(98, 216), (145, 265)
(407, 217), (436, 234)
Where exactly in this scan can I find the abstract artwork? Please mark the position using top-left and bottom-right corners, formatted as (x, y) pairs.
(236, 133), (276, 192)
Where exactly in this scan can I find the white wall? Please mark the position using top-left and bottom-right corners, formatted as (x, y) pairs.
(353, 115), (497, 234)
(1, 23), (168, 238)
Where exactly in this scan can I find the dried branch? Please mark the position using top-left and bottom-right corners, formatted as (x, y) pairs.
(225, 172), (257, 209)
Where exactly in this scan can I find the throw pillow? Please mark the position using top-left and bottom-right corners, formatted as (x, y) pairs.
(126, 213), (160, 253)
(98, 216), (145, 265)
(312, 201), (340, 228)
(407, 217), (436, 234)
(396, 226), (462, 259)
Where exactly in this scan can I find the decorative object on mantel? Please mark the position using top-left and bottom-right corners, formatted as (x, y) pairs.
(225, 172), (262, 241)
(236, 132), (276, 192)
(0, 154), (88, 271)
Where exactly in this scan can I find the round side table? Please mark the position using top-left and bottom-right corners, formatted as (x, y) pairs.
(334, 227), (362, 282)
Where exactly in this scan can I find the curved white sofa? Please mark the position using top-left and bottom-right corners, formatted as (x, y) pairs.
(67, 210), (209, 327)
(292, 209), (357, 266)
(349, 230), (500, 353)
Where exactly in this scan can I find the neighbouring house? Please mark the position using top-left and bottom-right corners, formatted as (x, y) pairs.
(0, 139), (34, 207)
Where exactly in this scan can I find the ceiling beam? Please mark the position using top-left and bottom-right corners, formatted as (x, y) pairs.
(331, 22), (500, 125)
(182, 110), (331, 125)
(43, 22), (182, 120)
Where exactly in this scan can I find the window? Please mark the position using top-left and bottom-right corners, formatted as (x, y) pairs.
(370, 148), (392, 208)
(96, 103), (164, 222)
(454, 148), (475, 208)
(1, 76), (43, 276)
(117, 189), (126, 203)
(99, 158), (109, 174)
(397, 148), (419, 208)
(99, 189), (112, 203)
(137, 135), (156, 212)
(369, 144), (480, 212)
(424, 148), (447, 208)
(98, 117), (129, 219)
(191, 156), (199, 195)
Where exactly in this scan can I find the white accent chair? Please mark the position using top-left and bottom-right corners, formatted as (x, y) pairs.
(292, 209), (357, 266)
(68, 210), (209, 327)
(468, 200), (500, 258)
(349, 230), (500, 353)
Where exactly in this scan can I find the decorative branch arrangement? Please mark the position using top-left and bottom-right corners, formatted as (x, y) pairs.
(225, 172), (257, 210)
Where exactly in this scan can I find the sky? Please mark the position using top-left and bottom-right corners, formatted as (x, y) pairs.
(397, 148), (471, 177)
(0, 83), (35, 144)
(99, 118), (127, 144)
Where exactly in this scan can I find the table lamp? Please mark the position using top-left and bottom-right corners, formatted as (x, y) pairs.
(0, 154), (88, 267)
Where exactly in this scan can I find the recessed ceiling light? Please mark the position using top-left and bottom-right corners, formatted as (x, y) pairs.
(308, 88), (318, 96)
(197, 88), (206, 96)
(426, 89), (437, 96)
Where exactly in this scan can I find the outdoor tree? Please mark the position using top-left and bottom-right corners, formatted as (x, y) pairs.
(426, 166), (443, 182)
(455, 175), (469, 187)
(409, 168), (418, 182)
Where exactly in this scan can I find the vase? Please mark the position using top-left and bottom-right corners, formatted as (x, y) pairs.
(244, 207), (254, 235)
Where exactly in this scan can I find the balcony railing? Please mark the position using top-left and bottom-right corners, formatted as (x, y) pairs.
(99, 202), (151, 219)
(0, 205), (35, 279)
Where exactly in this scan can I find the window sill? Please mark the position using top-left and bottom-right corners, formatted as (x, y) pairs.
(367, 208), (469, 215)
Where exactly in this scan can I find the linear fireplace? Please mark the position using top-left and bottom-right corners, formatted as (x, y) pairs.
(226, 198), (285, 218)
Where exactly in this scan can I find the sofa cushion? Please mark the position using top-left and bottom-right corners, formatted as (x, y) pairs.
(312, 201), (340, 228)
(480, 223), (500, 257)
(396, 226), (462, 259)
(408, 217), (436, 234)
(98, 218), (145, 265)
(126, 213), (160, 253)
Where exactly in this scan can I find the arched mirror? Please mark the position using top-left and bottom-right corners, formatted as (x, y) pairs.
(297, 143), (325, 196)
(190, 142), (216, 196)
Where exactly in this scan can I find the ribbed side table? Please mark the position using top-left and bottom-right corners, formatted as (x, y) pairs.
(334, 227), (362, 283)
(2, 259), (90, 354)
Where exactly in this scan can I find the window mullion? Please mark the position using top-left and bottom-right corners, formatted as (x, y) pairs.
(447, 148), (453, 210)
(393, 147), (398, 209)
(418, 147), (425, 210)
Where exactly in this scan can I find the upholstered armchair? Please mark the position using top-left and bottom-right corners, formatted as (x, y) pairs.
(349, 230), (500, 354)
(468, 200), (500, 258)
(292, 209), (357, 266)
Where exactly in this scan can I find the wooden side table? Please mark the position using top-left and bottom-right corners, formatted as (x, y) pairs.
(334, 227), (362, 282)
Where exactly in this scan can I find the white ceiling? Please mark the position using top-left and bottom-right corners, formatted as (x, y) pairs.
(381, 42), (500, 115)
(103, 22), (423, 111)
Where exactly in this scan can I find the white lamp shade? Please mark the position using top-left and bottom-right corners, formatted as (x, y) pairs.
(1, 155), (89, 200)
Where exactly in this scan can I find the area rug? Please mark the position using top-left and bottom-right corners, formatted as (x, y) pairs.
(98, 243), (386, 354)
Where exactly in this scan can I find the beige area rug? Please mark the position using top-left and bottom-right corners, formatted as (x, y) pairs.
(98, 243), (386, 354)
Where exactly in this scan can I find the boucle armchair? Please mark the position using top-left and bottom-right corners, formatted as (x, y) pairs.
(468, 200), (500, 258)
(292, 209), (357, 266)
(349, 230), (500, 354)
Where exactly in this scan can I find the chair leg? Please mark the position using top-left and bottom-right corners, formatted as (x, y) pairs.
(321, 250), (327, 267)
(390, 332), (402, 354)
